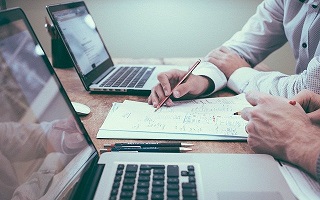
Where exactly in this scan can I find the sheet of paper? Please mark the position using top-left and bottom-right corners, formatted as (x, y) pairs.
(279, 162), (320, 200)
(98, 94), (250, 140)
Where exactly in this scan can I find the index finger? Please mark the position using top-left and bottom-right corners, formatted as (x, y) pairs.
(244, 91), (263, 106)
(157, 70), (186, 96)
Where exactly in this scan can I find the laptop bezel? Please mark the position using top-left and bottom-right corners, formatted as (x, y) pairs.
(46, 1), (115, 91)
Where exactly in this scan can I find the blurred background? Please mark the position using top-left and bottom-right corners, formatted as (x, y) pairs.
(7, 0), (295, 74)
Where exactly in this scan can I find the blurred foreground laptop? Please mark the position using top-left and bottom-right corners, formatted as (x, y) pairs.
(46, 1), (189, 95)
(0, 8), (297, 200)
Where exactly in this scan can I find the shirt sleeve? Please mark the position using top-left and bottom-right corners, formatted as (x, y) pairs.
(227, 56), (320, 98)
(223, 0), (287, 66)
(192, 61), (227, 96)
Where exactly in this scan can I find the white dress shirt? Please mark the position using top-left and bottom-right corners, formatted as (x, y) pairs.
(193, 0), (320, 98)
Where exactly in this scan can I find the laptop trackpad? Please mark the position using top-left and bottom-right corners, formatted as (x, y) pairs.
(218, 192), (283, 200)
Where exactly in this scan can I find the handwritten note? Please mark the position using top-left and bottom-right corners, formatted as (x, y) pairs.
(98, 94), (251, 140)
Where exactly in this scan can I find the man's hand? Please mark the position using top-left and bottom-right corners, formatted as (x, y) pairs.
(205, 46), (250, 79)
(241, 91), (320, 178)
(292, 89), (320, 124)
(148, 69), (213, 107)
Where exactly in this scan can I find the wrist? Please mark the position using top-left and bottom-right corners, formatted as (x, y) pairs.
(287, 125), (320, 177)
(199, 75), (215, 96)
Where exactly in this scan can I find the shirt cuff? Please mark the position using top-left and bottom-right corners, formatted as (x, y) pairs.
(192, 61), (227, 96)
(227, 67), (260, 93)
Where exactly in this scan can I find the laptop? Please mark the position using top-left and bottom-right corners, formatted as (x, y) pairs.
(46, 1), (188, 95)
(0, 8), (297, 200)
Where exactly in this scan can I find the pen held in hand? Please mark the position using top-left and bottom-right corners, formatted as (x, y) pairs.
(233, 111), (241, 115)
(154, 59), (201, 112)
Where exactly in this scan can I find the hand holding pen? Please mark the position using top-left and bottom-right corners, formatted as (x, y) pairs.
(154, 59), (201, 112)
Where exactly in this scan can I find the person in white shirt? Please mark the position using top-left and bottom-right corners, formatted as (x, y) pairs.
(148, 0), (320, 107)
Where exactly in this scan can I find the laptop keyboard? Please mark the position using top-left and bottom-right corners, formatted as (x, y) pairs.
(109, 163), (198, 200)
(100, 66), (155, 88)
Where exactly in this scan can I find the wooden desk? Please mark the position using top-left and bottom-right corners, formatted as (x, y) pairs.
(54, 58), (253, 154)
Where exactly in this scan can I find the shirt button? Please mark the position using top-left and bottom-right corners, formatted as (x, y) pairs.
(302, 43), (307, 48)
(312, 4), (318, 8)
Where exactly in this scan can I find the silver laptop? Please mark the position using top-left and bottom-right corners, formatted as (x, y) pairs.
(0, 8), (296, 200)
(46, 1), (188, 95)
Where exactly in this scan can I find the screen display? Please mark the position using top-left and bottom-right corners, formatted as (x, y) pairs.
(52, 5), (109, 76)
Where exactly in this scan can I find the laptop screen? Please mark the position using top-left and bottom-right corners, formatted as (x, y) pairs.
(51, 5), (109, 75)
(0, 8), (96, 199)
(47, 1), (114, 88)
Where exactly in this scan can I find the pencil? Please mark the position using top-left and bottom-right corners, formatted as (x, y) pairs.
(154, 59), (201, 112)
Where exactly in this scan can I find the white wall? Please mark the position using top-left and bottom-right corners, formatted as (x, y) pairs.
(7, 0), (295, 74)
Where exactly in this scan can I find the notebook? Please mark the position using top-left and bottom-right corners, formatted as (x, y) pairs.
(0, 8), (297, 200)
(46, 1), (188, 95)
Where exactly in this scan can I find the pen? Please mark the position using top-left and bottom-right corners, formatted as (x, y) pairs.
(154, 59), (201, 112)
(104, 142), (194, 148)
(100, 147), (192, 153)
(233, 111), (241, 115)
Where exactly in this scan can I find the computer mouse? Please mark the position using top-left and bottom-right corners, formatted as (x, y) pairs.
(71, 102), (91, 116)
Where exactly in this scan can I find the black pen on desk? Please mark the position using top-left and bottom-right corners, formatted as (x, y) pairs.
(154, 59), (201, 112)
(104, 142), (194, 148)
(100, 147), (192, 153)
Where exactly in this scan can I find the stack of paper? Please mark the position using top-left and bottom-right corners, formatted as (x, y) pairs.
(97, 94), (251, 140)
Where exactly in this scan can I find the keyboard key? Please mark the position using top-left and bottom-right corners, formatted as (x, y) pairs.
(182, 188), (197, 197)
(152, 180), (164, 187)
(137, 181), (149, 188)
(138, 175), (150, 182)
(167, 190), (179, 197)
(167, 165), (179, 177)
(151, 193), (164, 200)
(167, 184), (179, 190)
(126, 164), (138, 172)
(152, 187), (164, 193)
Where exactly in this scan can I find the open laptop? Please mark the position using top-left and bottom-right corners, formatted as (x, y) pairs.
(0, 8), (297, 200)
(46, 1), (188, 95)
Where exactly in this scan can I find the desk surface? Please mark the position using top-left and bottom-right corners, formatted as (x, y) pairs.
(54, 58), (253, 154)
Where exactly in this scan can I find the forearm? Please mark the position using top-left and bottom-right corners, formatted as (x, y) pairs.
(288, 135), (320, 180)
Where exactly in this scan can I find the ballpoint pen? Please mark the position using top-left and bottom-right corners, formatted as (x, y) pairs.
(104, 142), (194, 148)
(154, 59), (201, 112)
(100, 147), (192, 153)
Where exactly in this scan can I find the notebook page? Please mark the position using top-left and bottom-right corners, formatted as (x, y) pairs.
(99, 94), (250, 138)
